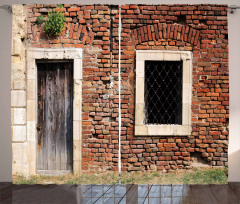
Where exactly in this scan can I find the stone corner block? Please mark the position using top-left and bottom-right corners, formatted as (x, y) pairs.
(11, 90), (26, 107)
(12, 126), (26, 142)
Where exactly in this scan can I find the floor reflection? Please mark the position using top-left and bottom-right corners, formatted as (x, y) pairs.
(0, 183), (239, 203)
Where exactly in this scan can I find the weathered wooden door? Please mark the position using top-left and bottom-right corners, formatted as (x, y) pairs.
(37, 61), (73, 172)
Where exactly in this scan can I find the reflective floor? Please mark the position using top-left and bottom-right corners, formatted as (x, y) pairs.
(1, 183), (240, 203)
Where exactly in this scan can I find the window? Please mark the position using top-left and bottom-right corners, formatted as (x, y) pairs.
(145, 60), (183, 125)
(135, 50), (192, 136)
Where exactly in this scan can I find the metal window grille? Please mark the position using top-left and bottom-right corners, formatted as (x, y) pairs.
(145, 60), (183, 124)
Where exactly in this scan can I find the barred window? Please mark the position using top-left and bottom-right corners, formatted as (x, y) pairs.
(145, 60), (183, 125)
(135, 50), (192, 136)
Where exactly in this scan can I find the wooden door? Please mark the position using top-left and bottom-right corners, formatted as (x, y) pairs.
(37, 61), (73, 172)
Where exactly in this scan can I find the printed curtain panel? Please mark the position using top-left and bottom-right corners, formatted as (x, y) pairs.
(11, 4), (228, 182)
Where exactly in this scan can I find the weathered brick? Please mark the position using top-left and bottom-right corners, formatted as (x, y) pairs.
(25, 4), (228, 174)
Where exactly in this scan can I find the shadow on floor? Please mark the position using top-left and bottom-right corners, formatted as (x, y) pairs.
(0, 183), (240, 203)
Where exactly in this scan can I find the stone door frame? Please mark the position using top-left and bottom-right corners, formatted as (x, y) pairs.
(26, 48), (82, 175)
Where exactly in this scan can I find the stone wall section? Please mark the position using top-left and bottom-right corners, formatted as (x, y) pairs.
(11, 5), (29, 176)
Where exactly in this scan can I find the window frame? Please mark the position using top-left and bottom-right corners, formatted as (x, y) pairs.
(135, 50), (192, 136)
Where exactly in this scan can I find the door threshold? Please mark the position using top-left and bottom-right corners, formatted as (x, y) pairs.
(36, 170), (72, 176)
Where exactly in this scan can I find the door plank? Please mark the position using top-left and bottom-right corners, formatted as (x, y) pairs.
(55, 65), (61, 170)
(65, 63), (73, 170)
(42, 69), (47, 170)
(47, 67), (57, 170)
(37, 68), (43, 170)
(37, 65), (48, 170)
(62, 67), (68, 170)
(59, 65), (66, 170)
(69, 63), (74, 170)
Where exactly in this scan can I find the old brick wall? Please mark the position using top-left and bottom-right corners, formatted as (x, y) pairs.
(26, 4), (228, 172)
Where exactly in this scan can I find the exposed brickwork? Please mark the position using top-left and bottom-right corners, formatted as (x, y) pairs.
(26, 4), (228, 172)
(132, 23), (201, 47)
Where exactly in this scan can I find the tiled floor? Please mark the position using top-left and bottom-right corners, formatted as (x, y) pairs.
(1, 183), (240, 203)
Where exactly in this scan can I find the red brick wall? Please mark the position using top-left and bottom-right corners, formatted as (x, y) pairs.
(27, 4), (228, 172)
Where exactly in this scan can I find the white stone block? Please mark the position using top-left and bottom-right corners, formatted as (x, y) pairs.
(13, 80), (26, 90)
(181, 52), (192, 60)
(144, 52), (164, 61)
(28, 141), (36, 175)
(44, 50), (64, 59)
(74, 59), (82, 80)
(13, 108), (26, 125)
(147, 125), (174, 135)
(11, 108), (13, 126)
(163, 52), (181, 61)
(73, 121), (80, 141)
(173, 125), (191, 135)
(12, 163), (29, 176)
(11, 90), (26, 107)
(27, 100), (36, 121)
(73, 140), (81, 161)
(12, 126), (26, 142)
(182, 103), (191, 126)
(26, 60), (36, 80)
(12, 38), (22, 56)
(27, 80), (35, 100)
(183, 60), (191, 83)
(135, 104), (144, 126)
(135, 125), (148, 135)
(12, 60), (26, 80)
(27, 49), (44, 59)
(73, 160), (81, 176)
(136, 77), (144, 104)
(74, 80), (82, 110)
(136, 60), (144, 77)
(12, 143), (28, 164)
(27, 121), (36, 141)
(182, 83), (191, 104)
(136, 51), (143, 61)
(73, 108), (81, 121)
(27, 48), (82, 60)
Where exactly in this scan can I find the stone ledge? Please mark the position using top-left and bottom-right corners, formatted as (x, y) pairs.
(27, 48), (83, 59)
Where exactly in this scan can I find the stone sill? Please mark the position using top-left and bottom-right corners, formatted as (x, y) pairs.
(135, 125), (191, 136)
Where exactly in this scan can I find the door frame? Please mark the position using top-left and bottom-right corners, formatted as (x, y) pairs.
(26, 48), (82, 175)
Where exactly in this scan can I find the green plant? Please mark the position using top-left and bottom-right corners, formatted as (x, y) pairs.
(44, 9), (65, 38)
(37, 15), (44, 25)
(57, 4), (63, 8)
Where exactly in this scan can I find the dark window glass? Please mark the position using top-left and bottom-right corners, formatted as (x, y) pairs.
(145, 60), (183, 124)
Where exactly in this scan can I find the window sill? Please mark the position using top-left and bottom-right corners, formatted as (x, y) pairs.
(135, 125), (191, 136)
